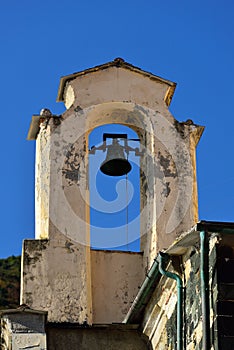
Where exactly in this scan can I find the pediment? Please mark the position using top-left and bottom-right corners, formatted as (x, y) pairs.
(57, 58), (176, 109)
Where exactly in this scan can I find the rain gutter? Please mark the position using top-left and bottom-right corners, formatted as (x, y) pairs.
(123, 257), (161, 324)
(124, 252), (183, 350)
(158, 252), (183, 350)
(200, 230), (210, 350)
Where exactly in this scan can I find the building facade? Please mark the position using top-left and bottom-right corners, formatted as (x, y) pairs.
(1, 59), (234, 349)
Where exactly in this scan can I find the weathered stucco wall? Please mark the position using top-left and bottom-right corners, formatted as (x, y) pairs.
(23, 62), (203, 327)
(91, 250), (144, 323)
(0, 310), (47, 350)
(59, 65), (203, 266)
(35, 119), (51, 239)
(21, 232), (92, 324)
(56, 101), (201, 263)
(47, 325), (150, 350)
(63, 66), (171, 111)
(32, 65), (203, 267)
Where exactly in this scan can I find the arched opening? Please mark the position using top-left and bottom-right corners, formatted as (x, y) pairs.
(89, 124), (140, 251)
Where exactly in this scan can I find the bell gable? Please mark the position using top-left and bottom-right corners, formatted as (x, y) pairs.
(57, 58), (176, 110)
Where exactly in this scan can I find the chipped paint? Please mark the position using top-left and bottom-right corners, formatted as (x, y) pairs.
(22, 62), (203, 328)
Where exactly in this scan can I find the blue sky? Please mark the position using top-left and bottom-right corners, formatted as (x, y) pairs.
(1, 0), (234, 257)
(89, 124), (140, 251)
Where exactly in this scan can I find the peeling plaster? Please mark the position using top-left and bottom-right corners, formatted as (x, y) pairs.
(22, 65), (203, 326)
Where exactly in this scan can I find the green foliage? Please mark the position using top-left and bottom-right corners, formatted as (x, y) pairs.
(0, 256), (20, 309)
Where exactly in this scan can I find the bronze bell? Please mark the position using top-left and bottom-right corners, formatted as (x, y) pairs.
(100, 139), (132, 176)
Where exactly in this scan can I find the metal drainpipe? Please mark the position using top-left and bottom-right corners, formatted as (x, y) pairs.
(158, 252), (183, 350)
(200, 230), (210, 350)
(123, 258), (160, 324)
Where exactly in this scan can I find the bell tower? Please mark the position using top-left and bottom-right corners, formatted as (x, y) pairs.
(21, 58), (204, 325)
